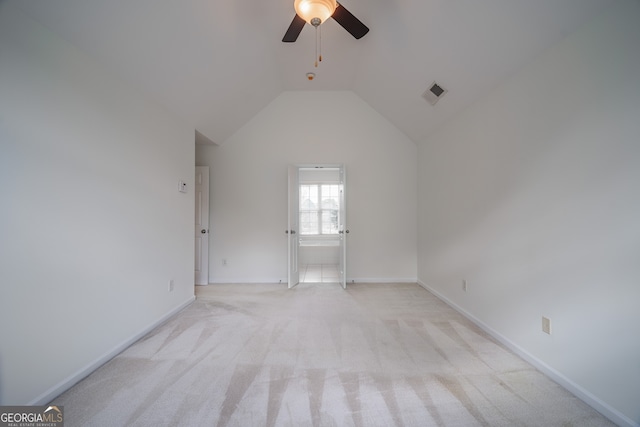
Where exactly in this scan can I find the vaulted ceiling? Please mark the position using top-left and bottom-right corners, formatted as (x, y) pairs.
(15, 0), (615, 144)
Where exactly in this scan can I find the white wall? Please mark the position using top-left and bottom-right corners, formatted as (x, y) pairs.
(0, 4), (195, 405)
(196, 91), (417, 283)
(417, 1), (640, 426)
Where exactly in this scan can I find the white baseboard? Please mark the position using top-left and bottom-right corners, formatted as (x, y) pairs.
(348, 278), (417, 284)
(209, 278), (286, 284)
(416, 280), (638, 427)
(28, 295), (195, 406)
(208, 278), (418, 285)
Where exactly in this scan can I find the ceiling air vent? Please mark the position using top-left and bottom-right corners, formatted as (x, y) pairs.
(422, 81), (447, 106)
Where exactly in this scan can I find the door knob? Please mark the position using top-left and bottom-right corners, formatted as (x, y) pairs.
(201, 229), (207, 234)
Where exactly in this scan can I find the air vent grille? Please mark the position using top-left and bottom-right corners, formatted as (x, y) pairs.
(422, 81), (448, 106)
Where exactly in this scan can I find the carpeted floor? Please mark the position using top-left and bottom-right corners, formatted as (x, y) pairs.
(50, 283), (615, 426)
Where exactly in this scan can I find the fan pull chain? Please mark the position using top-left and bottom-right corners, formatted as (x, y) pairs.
(310, 17), (322, 68)
(318, 24), (323, 63)
(315, 25), (318, 67)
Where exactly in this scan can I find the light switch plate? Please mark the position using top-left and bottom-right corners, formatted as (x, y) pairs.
(179, 181), (187, 193)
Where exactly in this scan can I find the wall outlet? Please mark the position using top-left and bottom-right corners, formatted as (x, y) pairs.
(168, 279), (174, 292)
(462, 279), (468, 292)
(542, 316), (551, 334)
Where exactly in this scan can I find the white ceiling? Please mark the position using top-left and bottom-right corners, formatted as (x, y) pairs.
(15, 0), (615, 144)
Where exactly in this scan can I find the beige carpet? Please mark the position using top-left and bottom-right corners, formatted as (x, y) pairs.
(50, 283), (615, 426)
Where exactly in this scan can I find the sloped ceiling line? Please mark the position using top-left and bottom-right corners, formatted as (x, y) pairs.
(14, 0), (615, 144)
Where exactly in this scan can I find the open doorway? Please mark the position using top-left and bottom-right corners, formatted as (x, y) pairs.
(288, 165), (347, 288)
(299, 168), (341, 283)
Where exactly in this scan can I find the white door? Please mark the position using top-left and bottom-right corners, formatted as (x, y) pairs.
(195, 166), (210, 285)
(287, 165), (300, 288)
(338, 166), (347, 289)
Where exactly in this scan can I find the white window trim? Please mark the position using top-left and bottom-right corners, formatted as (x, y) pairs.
(299, 182), (340, 236)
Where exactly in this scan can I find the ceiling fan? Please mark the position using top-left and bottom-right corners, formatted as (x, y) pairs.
(282, 0), (369, 43)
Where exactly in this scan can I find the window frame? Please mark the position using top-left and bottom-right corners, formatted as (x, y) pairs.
(299, 182), (340, 236)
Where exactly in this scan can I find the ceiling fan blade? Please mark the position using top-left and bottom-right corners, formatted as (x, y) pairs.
(332, 3), (369, 39)
(282, 14), (306, 42)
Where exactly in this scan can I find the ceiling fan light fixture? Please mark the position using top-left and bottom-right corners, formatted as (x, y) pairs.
(294, 0), (337, 25)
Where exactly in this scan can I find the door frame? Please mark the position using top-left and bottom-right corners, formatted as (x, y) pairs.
(289, 163), (347, 288)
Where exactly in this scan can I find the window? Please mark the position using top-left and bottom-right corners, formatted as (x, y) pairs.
(300, 184), (340, 235)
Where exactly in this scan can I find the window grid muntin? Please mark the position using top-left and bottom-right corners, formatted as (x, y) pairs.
(300, 183), (339, 235)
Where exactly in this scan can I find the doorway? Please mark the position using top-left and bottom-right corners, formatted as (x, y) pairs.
(288, 165), (347, 288)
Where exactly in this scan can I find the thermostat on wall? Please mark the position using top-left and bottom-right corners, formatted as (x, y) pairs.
(179, 181), (187, 193)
